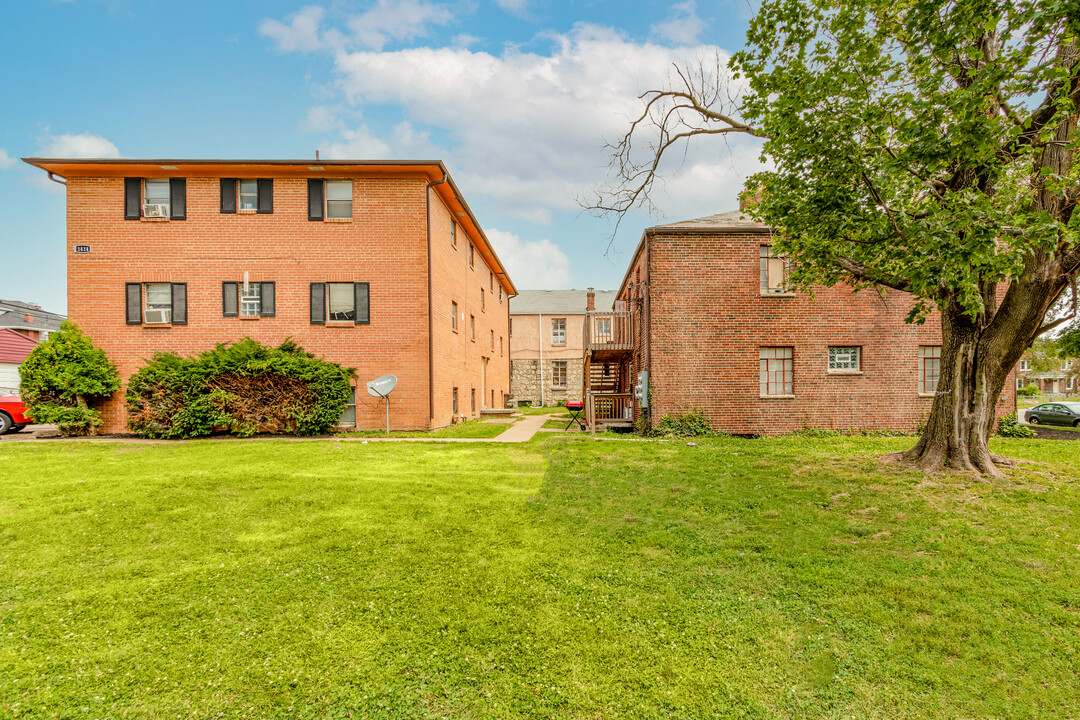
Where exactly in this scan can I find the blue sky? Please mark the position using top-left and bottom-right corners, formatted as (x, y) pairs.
(0, 0), (765, 314)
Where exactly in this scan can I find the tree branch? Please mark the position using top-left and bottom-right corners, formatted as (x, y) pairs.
(835, 256), (913, 293)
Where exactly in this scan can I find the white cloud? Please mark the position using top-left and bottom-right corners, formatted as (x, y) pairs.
(259, 6), (329, 52)
(319, 121), (436, 159)
(486, 228), (571, 289)
(0, 149), (15, 170)
(493, 0), (529, 17)
(41, 132), (121, 158)
(650, 1), (705, 46)
(327, 24), (757, 222)
(260, 1), (455, 53)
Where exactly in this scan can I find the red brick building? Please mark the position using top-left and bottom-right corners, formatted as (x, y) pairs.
(584, 210), (1017, 435)
(24, 158), (515, 433)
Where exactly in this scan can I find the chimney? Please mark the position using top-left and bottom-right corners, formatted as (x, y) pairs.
(586, 288), (595, 311)
(739, 182), (763, 211)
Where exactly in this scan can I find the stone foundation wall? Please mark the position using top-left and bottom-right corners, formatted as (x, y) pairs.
(511, 358), (583, 406)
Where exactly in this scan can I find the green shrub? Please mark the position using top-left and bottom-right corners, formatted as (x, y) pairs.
(650, 409), (719, 437)
(126, 338), (355, 439)
(19, 321), (120, 435)
(1016, 384), (1040, 397)
(997, 412), (1036, 438)
(792, 426), (846, 438)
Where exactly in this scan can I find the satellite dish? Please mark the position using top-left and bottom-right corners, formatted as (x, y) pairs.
(367, 374), (397, 398)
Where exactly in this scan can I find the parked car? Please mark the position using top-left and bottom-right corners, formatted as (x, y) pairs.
(0, 395), (32, 434)
(1025, 402), (1080, 427)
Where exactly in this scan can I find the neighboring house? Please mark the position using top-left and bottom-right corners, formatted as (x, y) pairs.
(1016, 354), (1076, 396)
(0, 328), (38, 394)
(509, 289), (617, 406)
(585, 208), (1017, 434)
(0, 299), (65, 342)
(24, 157), (515, 433)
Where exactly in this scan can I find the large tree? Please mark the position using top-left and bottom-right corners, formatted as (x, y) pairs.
(590, 0), (1080, 476)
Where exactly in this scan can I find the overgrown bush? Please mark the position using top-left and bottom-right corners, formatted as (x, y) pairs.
(1016, 384), (1041, 397)
(126, 338), (355, 438)
(19, 321), (120, 435)
(650, 409), (719, 437)
(997, 412), (1036, 438)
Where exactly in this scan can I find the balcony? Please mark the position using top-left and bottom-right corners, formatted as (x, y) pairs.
(585, 310), (633, 353)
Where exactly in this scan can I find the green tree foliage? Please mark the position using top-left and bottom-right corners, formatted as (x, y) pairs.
(126, 338), (355, 439)
(18, 321), (120, 435)
(592, 0), (1080, 475)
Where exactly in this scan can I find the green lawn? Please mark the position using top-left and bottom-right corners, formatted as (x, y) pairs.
(337, 418), (511, 439)
(2, 435), (1079, 718)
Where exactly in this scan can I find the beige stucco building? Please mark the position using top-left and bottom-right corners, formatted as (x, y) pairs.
(509, 289), (617, 407)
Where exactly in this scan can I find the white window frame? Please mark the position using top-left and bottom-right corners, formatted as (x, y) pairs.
(240, 282), (261, 317)
(551, 317), (567, 346)
(552, 360), (568, 388)
(144, 282), (173, 324)
(1019, 359), (1031, 371)
(239, 179), (258, 211)
(328, 282), (356, 321)
(339, 386), (357, 427)
(919, 346), (941, 395)
(451, 302), (458, 331)
(143, 179), (170, 217)
(325, 180), (353, 219)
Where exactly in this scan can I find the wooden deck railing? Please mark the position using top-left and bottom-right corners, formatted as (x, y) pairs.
(586, 392), (633, 430)
(585, 310), (633, 351)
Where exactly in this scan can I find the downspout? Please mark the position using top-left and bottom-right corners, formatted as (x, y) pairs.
(506, 293), (515, 407)
(47, 172), (67, 186)
(426, 170), (448, 426)
(539, 312), (544, 407)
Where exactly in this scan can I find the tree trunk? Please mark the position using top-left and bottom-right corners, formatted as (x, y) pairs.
(901, 284), (1059, 478)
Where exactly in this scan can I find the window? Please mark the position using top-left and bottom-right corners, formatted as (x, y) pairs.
(326, 181), (353, 218)
(451, 221), (457, 247)
(481, 288), (485, 312)
(469, 244), (474, 268)
(490, 272), (494, 292)
(145, 283), (173, 324)
(499, 336), (503, 356)
(919, 346), (941, 394)
(552, 361), (568, 387)
(471, 388), (476, 413)
(551, 317), (566, 346)
(828, 346), (860, 372)
(1020, 359), (1031, 371)
(220, 178), (272, 214)
(144, 179), (170, 214)
(490, 329), (495, 351)
(1017, 377), (1024, 390)
(308, 282), (370, 324)
(470, 314), (475, 341)
(759, 347), (793, 396)
(760, 245), (789, 294)
(222, 281), (276, 318)
(339, 386), (357, 427)
(452, 302), (458, 331)
(239, 180), (258, 211)
(499, 286), (503, 303)
(125, 282), (188, 326)
(453, 387), (459, 415)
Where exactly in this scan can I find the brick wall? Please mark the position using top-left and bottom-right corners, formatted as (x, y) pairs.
(623, 231), (1017, 435)
(65, 173), (509, 433)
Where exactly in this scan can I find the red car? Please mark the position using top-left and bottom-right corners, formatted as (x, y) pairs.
(0, 395), (31, 434)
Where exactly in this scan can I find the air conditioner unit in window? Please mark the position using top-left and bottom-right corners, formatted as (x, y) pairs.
(143, 308), (171, 324)
(142, 204), (169, 218)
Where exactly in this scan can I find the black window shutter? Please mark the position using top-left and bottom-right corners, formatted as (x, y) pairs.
(308, 179), (324, 221)
(354, 282), (370, 325)
(169, 178), (186, 220)
(124, 178), (141, 220)
(171, 283), (188, 324)
(310, 282), (326, 324)
(222, 282), (238, 316)
(125, 283), (142, 324)
(220, 179), (237, 214)
(257, 179), (273, 214)
(260, 281), (276, 316)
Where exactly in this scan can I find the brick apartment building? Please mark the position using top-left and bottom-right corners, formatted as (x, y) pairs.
(509, 289), (616, 406)
(24, 158), (515, 433)
(584, 209), (1017, 434)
